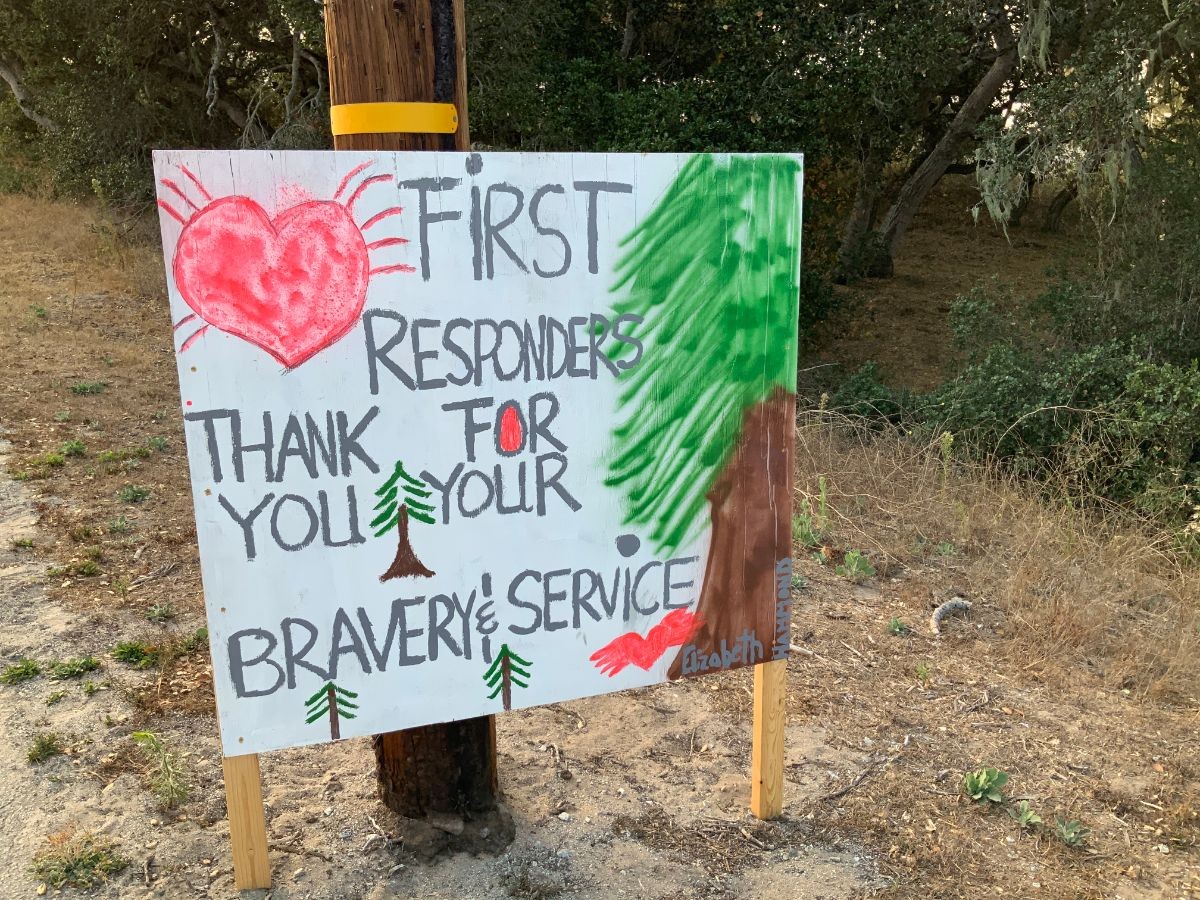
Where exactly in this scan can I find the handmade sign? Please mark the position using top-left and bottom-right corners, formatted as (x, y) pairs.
(152, 150), (802, 755)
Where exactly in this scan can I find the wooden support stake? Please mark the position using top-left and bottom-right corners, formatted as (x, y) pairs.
(750, 658), (787, 819)
(223, 753), (271, 890)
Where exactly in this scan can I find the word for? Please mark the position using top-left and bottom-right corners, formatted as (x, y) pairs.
(363, 311), (643, 394)
(678, 629), (764, 676)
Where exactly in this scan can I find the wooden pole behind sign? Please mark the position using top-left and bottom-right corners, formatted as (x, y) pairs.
(223, 753), (271, 890)
(323, 0), (500, 821)
(750, 658), (787, 819)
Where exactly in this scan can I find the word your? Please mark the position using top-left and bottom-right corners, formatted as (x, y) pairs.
(679, 629), (764, 676)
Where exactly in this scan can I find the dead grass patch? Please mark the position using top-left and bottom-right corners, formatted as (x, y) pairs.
(793, 411), (1200, 701)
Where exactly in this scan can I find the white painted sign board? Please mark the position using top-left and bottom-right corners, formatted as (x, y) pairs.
(153, 150), (802, 755)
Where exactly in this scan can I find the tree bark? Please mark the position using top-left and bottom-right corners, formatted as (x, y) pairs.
(1042, 183), (1077, 232)
(0, 54), (58, 133)
(668, 387), (794, 680)
(870, 12), (1018, 275)
(833, 145), (885, 282)
(324, 0), (501, 835)
(380, 505), (435, 581)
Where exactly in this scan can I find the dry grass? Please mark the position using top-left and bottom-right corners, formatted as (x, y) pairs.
(787, 411), (1200, 898)
(794, 411), (1200, 702)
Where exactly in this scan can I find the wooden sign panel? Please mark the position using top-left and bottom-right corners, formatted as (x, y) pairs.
(152, 150), (802, 755)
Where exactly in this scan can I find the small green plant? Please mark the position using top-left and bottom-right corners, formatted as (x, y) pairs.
(145, 603), (176, 623)
(887, 617), (910, 636)
(99, 447), (151, 463)
(962, 767), (1009, 805)
(9, 537), (33, 549)
(836, 549), (876, 583)
(790, 574), (807, 591)
(27, 732), (64, 764)
(147, 436), (169, 452)
(111, 641), (159, 669)
(0, 658), (41, 684)
(938, 430), (954, 482)
(131, 731), (190, 808)
(53, 410), (71, 422)
(179, 626), (208, 654)
(1008, 800), (1042, 829)
(31, 304), (47, 319)
(30, 829), (126, 888)
(935, 541), (957, 556)
(68, 525), (94, 542)
(45, 690), (66, 706)
(48, 656), (101, 680)
(118, 485), (150, 503)
(59, 439), (86, 457)
(915, 661), (931, 687)
(84, 546), (104, 561)
(81, 679), (103, 696)
(70, 381), (108, 396)
(32, 452), (65, 469)
(107, 516), (133, 535)
(792, 476), (831, 547)
(1053, 816), (1089, 847)
(810, 551), (826, 565)
(71, 560), (100, 577)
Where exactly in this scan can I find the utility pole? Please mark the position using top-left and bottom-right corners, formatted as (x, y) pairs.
(323, 0), (502, 834)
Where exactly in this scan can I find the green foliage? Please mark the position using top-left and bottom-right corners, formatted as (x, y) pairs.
(107, 516), (133, 535)
(147, 436), (168, 452)
(827, 363), (912, 426)
(606, 155), (801, 553)
(145, 603), (175, 623)
(10, 537), (33, 549)
(111, 641), (158, 669)
(27, 731), (64, 764)
(962, 767), (1008, 804)
(372, 462), (436, 534)
(48, 656), (100, 680)
(118, 485), (150, 503)
(99, 447), (151, 463)
(1052, 816), (1089, 848)
(1008, 800), (1042, 829)
(836, 549), (876, 583)
(59, 439), (85, 457)
(131, 731), (189, 809)
(915, 662), (931, 687)
(1, 658), (40, 684)
(45, 689), (66, 706)
(886, 617), (909, 636)
(69, 381), (107, 395)
(30, 830), (126, 888)
(71, 559), (100, 577)
(793, 477), (831, 547)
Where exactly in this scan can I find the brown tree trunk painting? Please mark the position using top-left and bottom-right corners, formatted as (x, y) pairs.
(380, 505), (435, 582)
(668, 387), (794, 680)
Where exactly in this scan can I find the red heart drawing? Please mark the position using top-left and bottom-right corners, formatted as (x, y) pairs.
(173, 196), (369, 368)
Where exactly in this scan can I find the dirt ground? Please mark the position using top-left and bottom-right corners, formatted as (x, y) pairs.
(0, 185), (1196, 899)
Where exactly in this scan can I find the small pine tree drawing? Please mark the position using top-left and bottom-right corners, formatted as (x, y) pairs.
(304, 681), (359, 740)
(482, 644), (532, 711)
(372, 460), (437, 581)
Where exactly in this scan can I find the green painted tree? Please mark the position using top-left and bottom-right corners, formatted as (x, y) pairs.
(372, 460), (436, 581)
(606, 155), (801, 678)
(482, 644), (532, 712)
(304, 681), (359, 741)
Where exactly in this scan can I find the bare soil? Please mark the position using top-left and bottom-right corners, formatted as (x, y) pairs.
(0, 189), (1196, 900)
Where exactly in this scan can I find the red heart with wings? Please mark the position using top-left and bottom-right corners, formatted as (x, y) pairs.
(172, 196), (369, 368)
(590, 609), (703, 677)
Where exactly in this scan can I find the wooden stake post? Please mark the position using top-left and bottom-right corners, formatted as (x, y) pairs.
(751, 659), (787, 819)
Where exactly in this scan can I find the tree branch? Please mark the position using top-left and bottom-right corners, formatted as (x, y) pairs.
(0, 54), (58, 132)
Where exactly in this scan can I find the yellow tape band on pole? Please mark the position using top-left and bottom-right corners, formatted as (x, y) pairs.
(330, 102), (458, 136)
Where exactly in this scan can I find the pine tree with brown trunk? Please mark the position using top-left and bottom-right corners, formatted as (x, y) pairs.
(373, 460), (436, 581)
